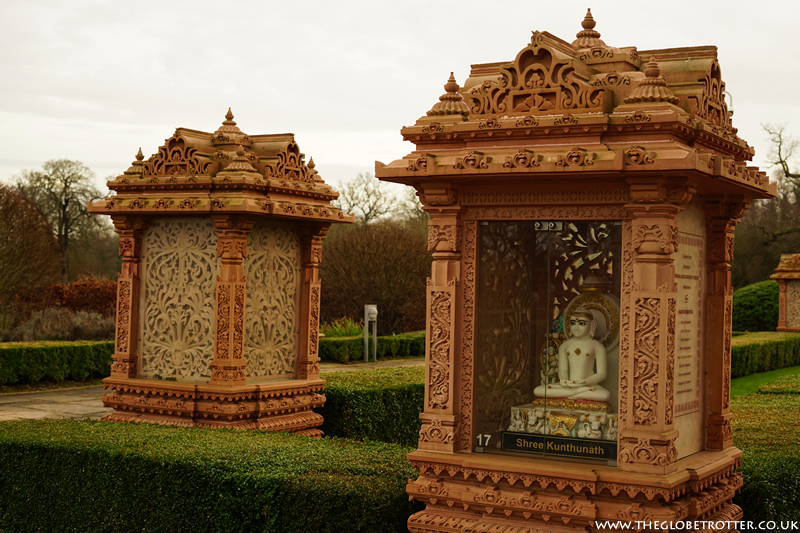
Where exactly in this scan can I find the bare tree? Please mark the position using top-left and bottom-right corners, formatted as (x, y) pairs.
(732, 124), (800, 287)
(320, 222), (432, 334)
(333, 172), (397, 224)
(0, 184), (60, 309)
(764, 123), (800, 185)
(396, 187), (430, 236)
(15, 160), (104, 283)
(753, 124), (800, 245)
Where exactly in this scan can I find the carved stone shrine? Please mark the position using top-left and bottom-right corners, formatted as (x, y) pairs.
(376, 11), (775, 531)
(89, 110), (353, 435)
(771, 254), (800, 332)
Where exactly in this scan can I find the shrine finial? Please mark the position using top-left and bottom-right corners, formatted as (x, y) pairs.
(643, 56), (661, 78)
(427, 72), (469, 117)
(213, 107), (248, 146)
(582, 9), (596, 30)
(572, 8), (606, 49)
(444, 72), (459, 93)
(123, 148), (145, 176)
(624, 57), (679, 105)
(221, 144), (257, 172)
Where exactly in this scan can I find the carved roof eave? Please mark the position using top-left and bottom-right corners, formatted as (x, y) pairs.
(375, 142), (774, 198)
(87, 194), (355, 223)
(771, 254), (800, 277)
(400, 109), (753, 161)
(105, 175), (339, 201)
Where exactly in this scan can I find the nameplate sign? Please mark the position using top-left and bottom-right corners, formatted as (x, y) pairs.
(501, 431), (617, 460)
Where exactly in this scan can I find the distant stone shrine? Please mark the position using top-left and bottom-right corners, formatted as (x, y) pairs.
(89, 110), (353, 435)
(771, 254), (800, 331)
(377, 11), (774, 530)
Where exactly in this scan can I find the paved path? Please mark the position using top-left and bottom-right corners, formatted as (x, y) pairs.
(0, 358), (424, 422)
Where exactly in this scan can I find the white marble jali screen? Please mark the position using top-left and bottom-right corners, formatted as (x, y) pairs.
(673, 201), (706, 457)
(244, 220), (300, 379)
(139, 218), (219, 381)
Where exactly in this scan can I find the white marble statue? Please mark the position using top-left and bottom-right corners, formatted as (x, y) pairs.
(533, 310), (611, 402)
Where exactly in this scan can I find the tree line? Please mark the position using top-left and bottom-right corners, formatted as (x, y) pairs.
(5, 130), (792, 339)
(0, 160), (120, 311)
(732, 124), (800, 289)
(0, 165), (430, 337)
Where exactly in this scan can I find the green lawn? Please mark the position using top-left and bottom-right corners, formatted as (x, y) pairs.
(732, 367), (800, 520)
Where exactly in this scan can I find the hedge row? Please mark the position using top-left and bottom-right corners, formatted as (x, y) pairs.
(3, 330), (797, 386)
(0, 420), (421, 533)
(757, 373), (800, 394)
(0, 331), (426, 386)
(731, 333), (800, 378)
(0, 340), (114, 385)
(320, 367), (424, 447)
(318, 331), (425, 363)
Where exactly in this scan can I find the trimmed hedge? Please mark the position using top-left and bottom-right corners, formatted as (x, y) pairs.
(0, 340), (114, 385)
(320, 367), (425, 446)
(757, 373), (800, 394)
(319, 331), (425, 363)
(731, 333), (800, 378)
(732, 280), (779, 332)
(0, 419), (421, 533)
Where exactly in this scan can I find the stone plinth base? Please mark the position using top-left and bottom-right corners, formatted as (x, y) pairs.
(406, 448), (743, 532)
(101, 377), (325, 436)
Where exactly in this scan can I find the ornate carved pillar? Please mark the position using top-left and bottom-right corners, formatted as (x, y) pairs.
(110, 216), (149, 379)
(210, 215), (253, 386)
(618, 180), (690, 475)
(297, 224), (328, 380)
(418, 185), (462, 452)
(705, 197), (747, 449)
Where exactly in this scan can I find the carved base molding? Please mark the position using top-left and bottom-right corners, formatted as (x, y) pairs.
(101, 377), (325, 435)
(406, 449), (742, 532)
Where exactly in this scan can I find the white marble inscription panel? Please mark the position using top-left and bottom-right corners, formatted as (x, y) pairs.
(675, 232), (703, 416)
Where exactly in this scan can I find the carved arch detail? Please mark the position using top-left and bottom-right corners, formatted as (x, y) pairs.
(464, 34), (606, 116)
(143, 134), (211, 177)
(265, 142), (314, 183)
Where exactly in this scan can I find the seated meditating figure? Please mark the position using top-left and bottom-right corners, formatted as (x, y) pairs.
(533, 310), (611, 402)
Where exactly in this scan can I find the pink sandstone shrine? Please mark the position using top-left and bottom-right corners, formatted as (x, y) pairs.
(89, 110), (353, 435)
(376, 10), (774, 532)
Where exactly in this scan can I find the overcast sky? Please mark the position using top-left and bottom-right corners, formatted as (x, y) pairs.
(1, 0), (798, 195)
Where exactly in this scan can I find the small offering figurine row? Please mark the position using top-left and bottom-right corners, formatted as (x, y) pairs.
(508, 407), (618, 440)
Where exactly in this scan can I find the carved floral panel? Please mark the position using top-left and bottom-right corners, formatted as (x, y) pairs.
(244, 220), (299, 378)
(786, 280), (800, 329)
(140, 218), (218, 380)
